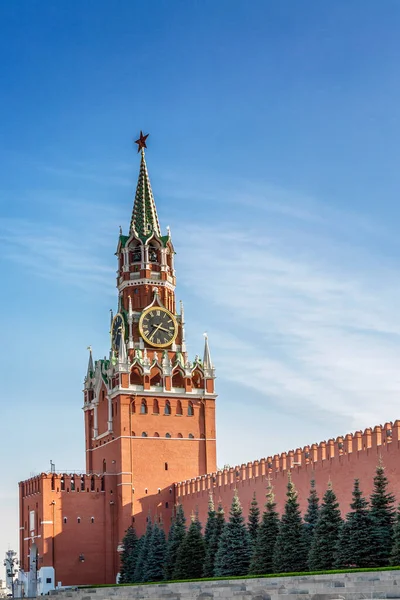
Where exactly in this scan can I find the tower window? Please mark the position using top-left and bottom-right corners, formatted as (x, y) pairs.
(189, 433), (194, 439)
(149, 246), (158, 262)
(165, 502), (169, 508)
(140, 399), (148, 414)
(188, 402), (194, 416)
(164, 400), (171, 415)
(176, 400), (183, 415)
(153, 399), (159, 414)
(91, 517), (95, 523)
(133, 247), (141, 262)
(63, 517), (67, 524)
(77, 517), (81, 524)
(165, 433), (171, 439)
(142, 432), (148, 437)
(165, 462), (168, 471)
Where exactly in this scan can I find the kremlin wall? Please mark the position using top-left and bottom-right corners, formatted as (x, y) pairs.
(176, 422), (399, 524)
(17, 137), (400, 591)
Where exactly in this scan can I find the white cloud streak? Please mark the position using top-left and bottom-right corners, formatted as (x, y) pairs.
(175, 220), (400, 430)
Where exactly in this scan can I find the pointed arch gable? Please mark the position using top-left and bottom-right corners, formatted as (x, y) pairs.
(130, 364), (144, 386)
(172, 365), (185, 389)
(150, 365), (163, 387)
(191, 366), (204, 389)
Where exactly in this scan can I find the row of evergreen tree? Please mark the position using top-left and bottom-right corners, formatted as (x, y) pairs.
(119, 462), (400, 583)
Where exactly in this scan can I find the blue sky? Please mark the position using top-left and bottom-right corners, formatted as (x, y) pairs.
(2, 0), (400, 564)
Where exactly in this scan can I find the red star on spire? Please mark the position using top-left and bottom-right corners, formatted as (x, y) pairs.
(134, 131), (149, 153)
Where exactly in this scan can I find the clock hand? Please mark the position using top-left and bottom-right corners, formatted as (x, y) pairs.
(149, 322), (163, 341)
(156, 325), (171, 334)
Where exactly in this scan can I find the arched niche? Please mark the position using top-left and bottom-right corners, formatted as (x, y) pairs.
(130, 366), (143, 386)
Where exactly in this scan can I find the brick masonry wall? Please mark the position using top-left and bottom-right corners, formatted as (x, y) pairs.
(177, 422), (400, 527)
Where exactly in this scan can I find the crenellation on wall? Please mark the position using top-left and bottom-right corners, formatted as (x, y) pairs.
(362, 427), (372, 450)
(279, 451), (287, 471)
(176, 420), (400, 517)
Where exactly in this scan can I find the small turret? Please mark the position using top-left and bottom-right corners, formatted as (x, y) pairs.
(85, 346), (94, 388)
(203, 333), (213, 369)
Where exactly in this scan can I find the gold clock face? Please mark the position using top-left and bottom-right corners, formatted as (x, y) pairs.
(139, 307), (178, 348)
(111, 313), (125, 352)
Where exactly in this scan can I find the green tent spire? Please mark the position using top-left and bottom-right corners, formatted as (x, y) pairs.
(130, 147), (161, 241)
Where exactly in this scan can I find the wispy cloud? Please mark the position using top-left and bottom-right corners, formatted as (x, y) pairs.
(175, 214), (400, 431)
(0, 214), (116, 293)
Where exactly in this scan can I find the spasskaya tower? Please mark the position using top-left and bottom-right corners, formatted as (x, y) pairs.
(83, 132), (217, 544)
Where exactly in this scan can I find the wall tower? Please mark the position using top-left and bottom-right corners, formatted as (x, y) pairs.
(83, 132), (217, 545)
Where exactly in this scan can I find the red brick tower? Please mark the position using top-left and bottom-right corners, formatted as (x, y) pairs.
(83, 133), (217, 549)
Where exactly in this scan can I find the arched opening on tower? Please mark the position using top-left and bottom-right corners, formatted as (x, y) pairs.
(164, 400), (171, 415)
(130, 366), (143, 386)
(140, 399), (148, 414)
(172, 369), (185, 389)
(148, 243), (159, 264)
(150, 367), (163, 387)
(130, 244), (142, 264)
(176, 400), (183, 415)
(153, 399), (159, 414)
(166, 248), (173, 270)
(188, 401), (194, 416)
(192, 369), (204, 389)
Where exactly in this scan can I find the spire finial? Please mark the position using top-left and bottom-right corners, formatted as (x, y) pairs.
(86, 346), (94, 381)
(203, 332), (213, 370)
(134, 131), (149, 153)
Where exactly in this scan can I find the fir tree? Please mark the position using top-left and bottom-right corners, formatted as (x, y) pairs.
(214, 490), (251, 577)
(134, 518), (152, 583)
(308, 482), (342, 571)
(303, 479), (319, 551)
(390, 504), (400, 566)
(335, 479), (373, 568)
(273, 473), (308, 573)
(249, 480), (280, 575)
(203, 501), (225, 577)
(369, 459), (396, 567)
(203, 495), (217, 577)
(119, 526), (139, 583)
(248, 492), (260, 549)
(204, 494), (216, 550)
(173, 514), (206, 580)
(143, 522), (167, 582)
(164, 504), (186, 580)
